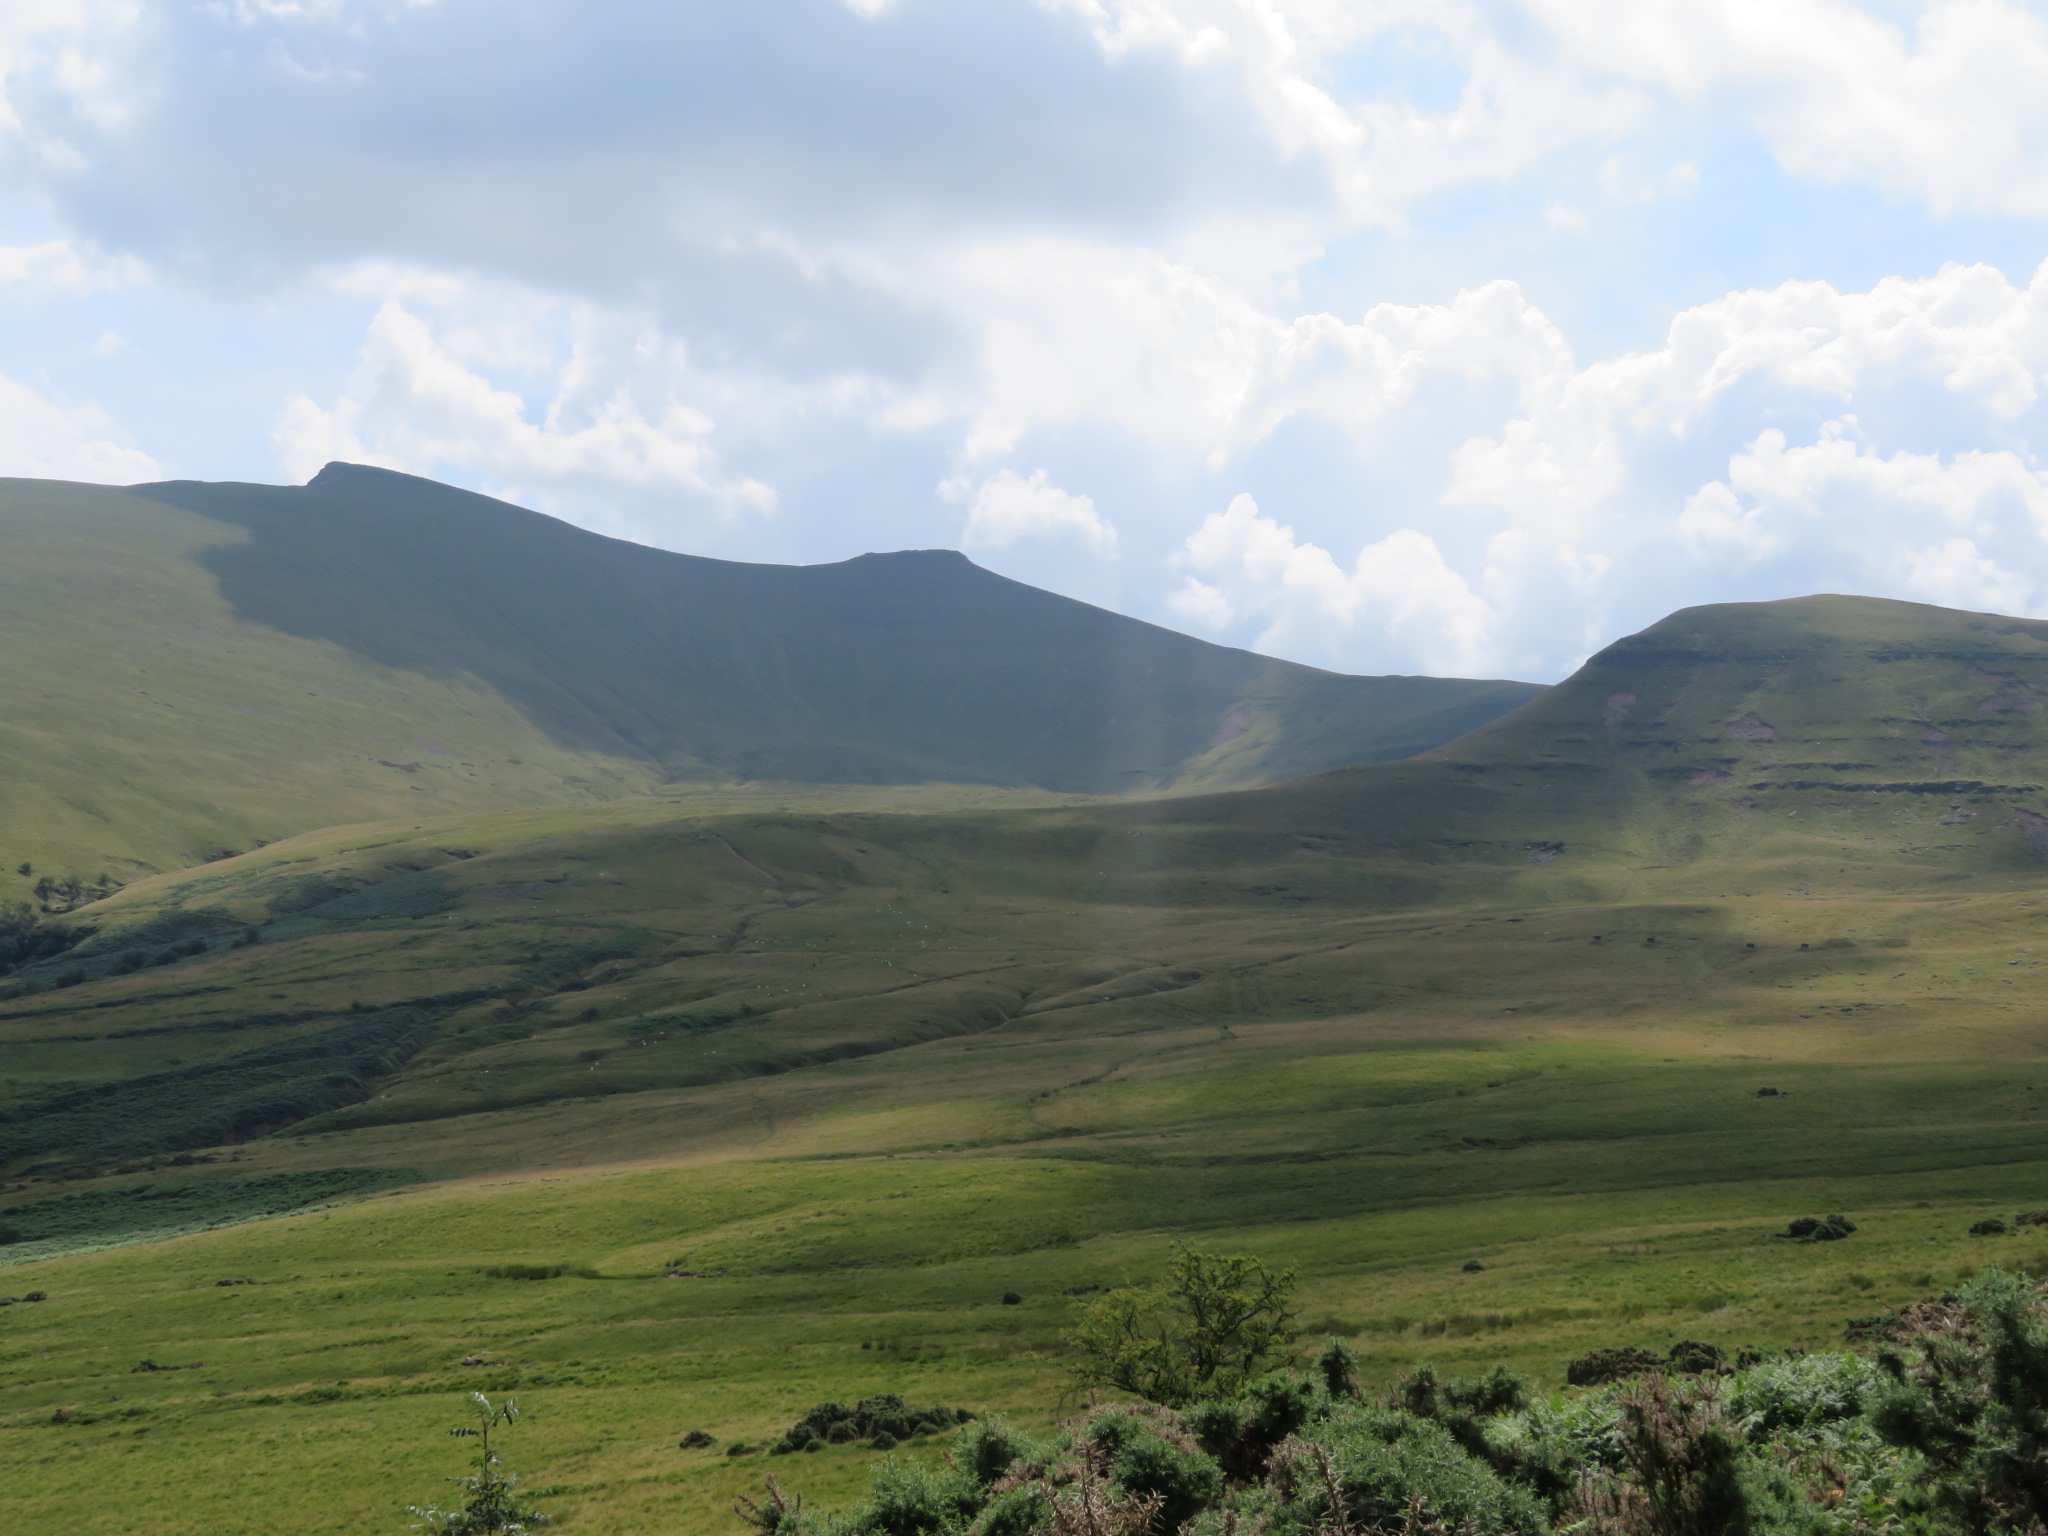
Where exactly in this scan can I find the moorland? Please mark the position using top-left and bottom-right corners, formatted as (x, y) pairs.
(3, 470), (2048, 1533)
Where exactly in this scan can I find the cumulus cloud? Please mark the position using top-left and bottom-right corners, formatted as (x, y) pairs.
(1124, 254), (2048, 676)
(276, 276), (774, 523)
(1172, 494), (1496, 674)
(1056, 0), (2048, 219)
(960, 468), (1117, 555)
(0, 369), (156, 480)
(1526, 0), (2048, 217)
(1678, 424), (2048, 610)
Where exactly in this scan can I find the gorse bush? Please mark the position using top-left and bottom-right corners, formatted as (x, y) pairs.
(753, 1266), (2048, 1536)
(769, 1395), (974, 1456)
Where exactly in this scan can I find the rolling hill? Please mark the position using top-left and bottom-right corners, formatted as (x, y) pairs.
(12, 590), (2048, 1164)
(0, 464), (1540, 880)
(8, 591), (2048, 1532)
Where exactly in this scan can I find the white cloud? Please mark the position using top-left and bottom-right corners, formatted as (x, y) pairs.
(1526, 0), (2048, 217)
(0, 238), (141, 291)
(1044, 0), (2048, 224)
(1679, 423), (2048, 605)
(948, 243), (1571, 462)
(0, 0), (130, 134)
(276, 281), (775, 521)
(960, 468), (1117, 556)
(1042, 0), (1644, 225)
(1172, 493), (1496, 673)
(1905, 536), (2036, 615)
(1445, 261), (2048, 559)
(0, 369), (156, 481)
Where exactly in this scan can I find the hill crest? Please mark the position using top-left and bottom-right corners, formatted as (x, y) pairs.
(0, 465), (1540, 875)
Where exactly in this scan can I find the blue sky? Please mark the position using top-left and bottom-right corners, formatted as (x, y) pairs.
(8, 0), (2048, 683)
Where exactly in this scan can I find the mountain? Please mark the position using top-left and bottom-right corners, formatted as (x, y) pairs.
(0, 464), (1540, 878)
(16, 590), (2048, 1160)
(1411, 590), (2048, 876)
(12, 592), (2048, 1533)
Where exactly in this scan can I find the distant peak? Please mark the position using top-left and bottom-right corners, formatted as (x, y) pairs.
(306, 461), (444, 490)
(845, 548), (974, 564)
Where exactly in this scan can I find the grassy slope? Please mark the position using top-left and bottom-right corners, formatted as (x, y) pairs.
(0, 464), (1539, 878)
(0, 477), (665, 879)
(5, 594), (2048, 1530)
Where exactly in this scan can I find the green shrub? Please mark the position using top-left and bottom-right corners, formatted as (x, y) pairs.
(1316, 1337), (1360, 1399)
(1568, 1346), (1665, 1387)
(948, 1417), (1046, 1492)
(966, 1482), (1047, 1536)
(770, 1394), (974, 1456)
(1869, 1265), (2048, 1533)
(848, 1454), (975, 1536)
(1726, 1351), (1877, 1436)
(1565, 1375), (1758, 1536)
(1282, 1404), (1548, 1536)
(1066, 1242), (1297, 1406)
(1780, 1214), (1857, 1242)
(1185, 1370), (1318, 1482)
(1081, 1407), (1222, 1530)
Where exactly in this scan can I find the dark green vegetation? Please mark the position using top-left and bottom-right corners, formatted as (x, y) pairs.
(769, 1396), (977, 1457)
(0, 465), (1536, 875)
(771, 1266), (2048, 1536)
(0, 1005), (439, 1167)
(0, 1167), (419, 1261)
(1068, 1244), (1299, 1406)
(5, 592), (2048, 1530)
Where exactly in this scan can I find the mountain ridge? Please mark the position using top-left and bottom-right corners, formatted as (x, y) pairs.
(0, 463), (1541, 878)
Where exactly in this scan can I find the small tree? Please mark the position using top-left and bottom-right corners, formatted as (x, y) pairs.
(408, 1393), (550, 1535)
(1067, 1243), (1297, 1406)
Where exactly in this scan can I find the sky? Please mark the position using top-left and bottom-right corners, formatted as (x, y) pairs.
(8, 2), (2048, 684)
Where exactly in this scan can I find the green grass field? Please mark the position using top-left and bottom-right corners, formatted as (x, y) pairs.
(3, 1080), (2045, 1533)
(7, 591), (2048, 1530)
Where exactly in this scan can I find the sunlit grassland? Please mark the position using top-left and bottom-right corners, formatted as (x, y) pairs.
(3, 1126), (2047, 1534)
(13, 592), (2048, 1529)
(7, 898), (2048, 1534)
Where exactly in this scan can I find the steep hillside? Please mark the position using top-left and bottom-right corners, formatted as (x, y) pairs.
(0, 465), (1539, 878)
(155, 462), (1536, 788)
(0, 476), (667, 885)
(1417, 592), (2048, 874)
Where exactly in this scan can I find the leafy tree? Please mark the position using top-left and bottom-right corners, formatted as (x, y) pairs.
(408, 1393), (549, 1535)
(1065, 1243), (1297, 1406)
